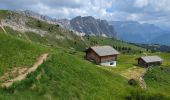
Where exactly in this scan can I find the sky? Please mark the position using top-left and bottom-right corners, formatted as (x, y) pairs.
(0, 0), (170, 29)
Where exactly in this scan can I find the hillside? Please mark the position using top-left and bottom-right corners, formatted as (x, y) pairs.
(0, 30), (130, 99)
(0, 10), (145, 52)
(11, 10), (117, 38)
(0, 10), (170, 100)
(1, 33), (170, 99)
(144, 66), (170, 96)
(134, 43), (170, 52)
(1, 32), (170, 99)
(0, 33), (49, 76)
(0, 10), (87, 51)
(0, 50), (132, 100)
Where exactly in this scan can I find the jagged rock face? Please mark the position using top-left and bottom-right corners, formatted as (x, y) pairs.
(56, 19), (72, 29)
(70, 16), (116, 38)
(16, 10), (117, 38)
(17, 10), (58, 25)
(1, 11), (47, 36)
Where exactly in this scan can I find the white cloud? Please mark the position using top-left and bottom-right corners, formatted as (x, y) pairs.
(153, 0), (170, 12)
(134, 0), (149, 8)
(0, 0), (170, 28)
(126, 13), (140, 21)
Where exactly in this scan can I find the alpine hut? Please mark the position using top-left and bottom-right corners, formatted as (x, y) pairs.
(137, 56), (163, 67)
(85, 46), (120, 67)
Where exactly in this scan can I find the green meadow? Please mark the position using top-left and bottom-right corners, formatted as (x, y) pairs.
(0, 33), (49, 76)
(0, 10), (170, 99)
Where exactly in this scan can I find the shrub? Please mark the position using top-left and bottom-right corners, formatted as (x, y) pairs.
(128, 79), (138, 86)
(126, 88), (169, 100)
(37, 20), (42, 28)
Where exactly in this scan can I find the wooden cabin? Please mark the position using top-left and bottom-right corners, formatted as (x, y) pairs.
(85, 46), (120, 67)
(137, 56), (163, 67)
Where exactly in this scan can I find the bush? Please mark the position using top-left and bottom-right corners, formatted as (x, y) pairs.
(126, 88), (169, 100)
(37, 20), (42, 28)
(56, 24), (60, 27)
(128, 79), (138, 86)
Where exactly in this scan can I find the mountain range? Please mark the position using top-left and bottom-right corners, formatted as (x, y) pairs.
(17, 10), (58, 25)
(57, 16), (170, 46)
(70, 16), (116, 37)
(110, 21), (170, 45)
(151, 33), (170, 45)
(57, 16), (116, 37)
(16, 10), (170, 46)
(1, 10), (170, 99)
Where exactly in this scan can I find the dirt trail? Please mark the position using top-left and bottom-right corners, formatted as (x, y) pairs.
(139, 77), (147, 89)
(0, 24), (7, 34)
(120, 66), (147, 89)
(1, 53), (48, 87)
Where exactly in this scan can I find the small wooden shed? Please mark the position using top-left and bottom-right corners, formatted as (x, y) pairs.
(85, 46), (120, 67)
(137, 56), (163, 67)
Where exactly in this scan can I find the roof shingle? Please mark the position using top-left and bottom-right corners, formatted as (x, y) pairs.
(140, 56), (163, 63)
(90, 46), (120, 56)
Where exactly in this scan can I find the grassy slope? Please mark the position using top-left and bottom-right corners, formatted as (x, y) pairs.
(0, 10), (87, 51)
(0, 32), (170, 100)
(1, 48), (169, 100)
(0, 10), (9, 19)
(156, 52), (170, 66)
(0, 50), (132, 100)
(0, 32), (49, 76)
(0, 10), (170, 99)
(144, 67), (170, 97)
(4, 25), (87, 51)
(84, 36), (146, 51)
(0, 14), (133, 99)
(0, 10), (146, 52)
(24, 17), (88, 51)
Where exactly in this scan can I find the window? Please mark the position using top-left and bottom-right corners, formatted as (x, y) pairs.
(110, 62), (114, 65)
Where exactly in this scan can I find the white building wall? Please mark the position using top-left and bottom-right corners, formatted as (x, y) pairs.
(100, 61), (117, 67)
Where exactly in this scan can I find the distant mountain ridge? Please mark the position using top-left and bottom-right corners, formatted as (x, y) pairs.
(14, 10), (170, 46)
(70, 16), (116, 37)
(15, 10), (59, 25)
(57, 16), (117, 38)
(151, 33), (170, 46)
(16, 10), (116, 38)
(110, 21), (170, 45)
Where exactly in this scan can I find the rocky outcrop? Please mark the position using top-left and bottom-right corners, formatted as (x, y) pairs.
(57, 16), (116, 38)
(16, 10), (58, 25)
(70, 16), (116, 38)
(16, 10), (117, 38)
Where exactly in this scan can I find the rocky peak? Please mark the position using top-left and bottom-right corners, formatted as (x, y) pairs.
(69, 16), (116, 38)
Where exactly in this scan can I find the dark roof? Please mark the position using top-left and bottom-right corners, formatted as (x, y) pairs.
(89, 46), (120, 56)
(139, 56), (163, 63)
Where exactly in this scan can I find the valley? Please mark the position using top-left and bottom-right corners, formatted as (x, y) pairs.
(0, 10), (170, 100)
(110, 21), (170, 45)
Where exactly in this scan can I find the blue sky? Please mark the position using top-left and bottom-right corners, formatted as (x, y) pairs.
(0, 0), (170, 28)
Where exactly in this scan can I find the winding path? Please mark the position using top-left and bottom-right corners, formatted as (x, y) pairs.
(1, 53), (48, 87)
(120, 66), (147, 89)
(0, 24), (7, 34)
